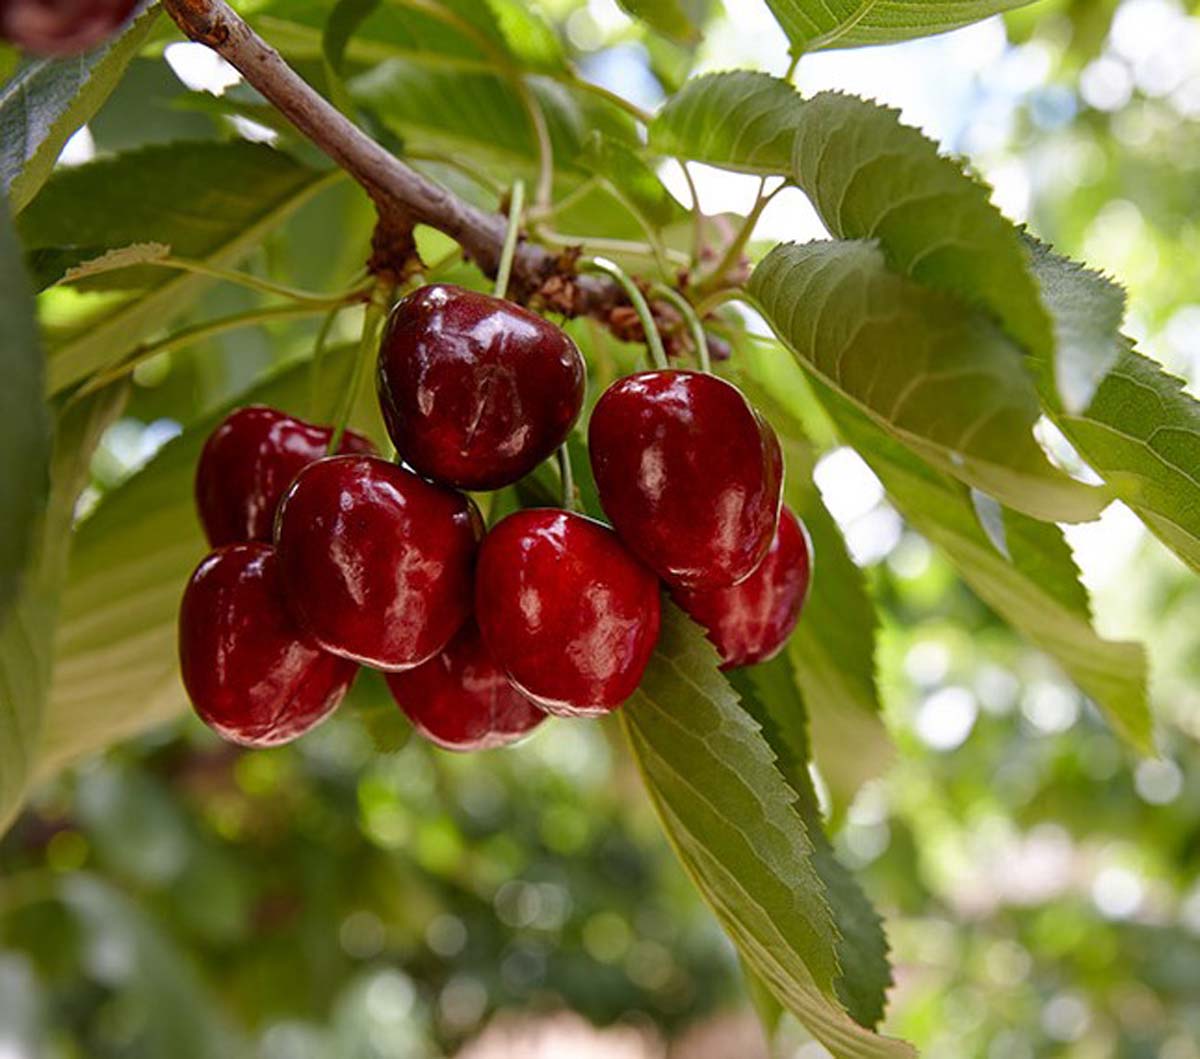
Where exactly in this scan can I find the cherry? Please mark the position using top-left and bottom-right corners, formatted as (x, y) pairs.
(0, 0), (135, 55)
(385, 621), (546, 751)
(589, 370), (783, 590)
(195, 405), (375, 548)
(672, 506), (812, 670)
(475, 509), (661, 716)
(178, 543), (357, 747)
(376, 284), (586, 490)
(273, 454), (482, 670)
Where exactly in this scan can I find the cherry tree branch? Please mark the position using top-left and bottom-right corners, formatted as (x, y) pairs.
(159, 0), (625, 316)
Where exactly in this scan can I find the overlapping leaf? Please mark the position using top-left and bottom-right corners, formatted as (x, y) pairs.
(0, 4), (160, 214)
(749, 240), (1108, 522)
(729, 654), (892, 1030)
(791, 93), (1052, 372)
(810, 376), (1153, 752)
(18, 141), (336, 394)
(0, 198), (50, 622)
(621, 605), (914, 1058)
(617, 0), (709, 43)
(579, 131), (687, 230)
(0, 385), (126, 834)
(648, 71), (799, 174)
(762, 0), (1037, 52)
(1025, 243), (1200, 574)
(735, 367), (892, 814)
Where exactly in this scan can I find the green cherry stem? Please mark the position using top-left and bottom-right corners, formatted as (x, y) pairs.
(558, 443), (576, 512)
(327, 280), (394, 454)
(651, 284), (711, 373)
(493, 179), (526, 299)
(579, 256), (668, 371)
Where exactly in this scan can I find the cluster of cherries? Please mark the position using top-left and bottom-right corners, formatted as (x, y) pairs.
(179, 284), (812, 753)
(0, 0), (136, 56)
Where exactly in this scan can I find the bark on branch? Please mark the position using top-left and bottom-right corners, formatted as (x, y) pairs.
(159, 0), (626, 316)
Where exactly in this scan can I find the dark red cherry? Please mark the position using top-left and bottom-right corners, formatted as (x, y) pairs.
(475, 509), (661, 717)
(274, 454), (482, 670)
(589, 370), (783, 590)
(0, 0), (135, 55)
(195, 405), (375, 548)
(376, 284), (586, 490)
(385, 621), (547, 751)
(178, 543), (357, 747)
(673, 507), (812, 669)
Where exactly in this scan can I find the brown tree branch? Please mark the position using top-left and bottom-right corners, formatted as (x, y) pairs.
(159, 0), (627, 317)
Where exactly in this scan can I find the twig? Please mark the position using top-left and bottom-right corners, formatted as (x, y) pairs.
(160, 0), (627, 318)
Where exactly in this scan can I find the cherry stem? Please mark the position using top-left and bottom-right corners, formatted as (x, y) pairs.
(558, 444), (576, 512)
(579, 257), (668, 371)
(652, 284), (711, 373)
(493, 180), (526, 300)
(328, 281), (393, 454)
(309, 302), (345, 420)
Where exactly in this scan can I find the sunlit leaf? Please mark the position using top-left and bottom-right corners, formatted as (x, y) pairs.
(648, 71), (799, 174)
(792, 92), (1054, 381)
(812, 377), (1153, 752)
(622, 605), (915, 1058)
(762, 0), (1036, 52)
(730, 654), (892, 1030)
(750, 240), (1108, 522)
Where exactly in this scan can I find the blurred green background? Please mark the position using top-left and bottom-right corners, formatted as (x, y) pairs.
(5, 0), (1200, 1056)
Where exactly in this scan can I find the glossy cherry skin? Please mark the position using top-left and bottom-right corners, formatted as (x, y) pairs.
(385, 621), (547, 751)
(589, 370), (784, 590)
(273, 454), (483, 670)
(475, 509), (661, 717)
(195, 405), (375, 548)
(672, 507), (812, 670)
(0, 0), (135, 55)
(178, 543), (357, 747)
(377, 284), (586, 490)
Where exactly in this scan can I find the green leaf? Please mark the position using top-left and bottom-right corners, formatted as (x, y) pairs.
(0, 197), (51, 621)
(648, 71), (799, 174)
(762, 0), (1037, 53)
(733, 364), (892, 815)
(1021, 241), (1200, 573)
(0, 385), (126, 834)
(0, 4), (161, 214)
(18, 141), (337, 394)
(483, 0), (566, 72)
(352, 63), (635, 177)
(812, 377), (1154, 753)
(35, 352), (357, 782)
(1023, 236), (1127, 415)
(621, 605), (914, 1058)
(323, 0), (381, 115)
(579, 131), (688, 230)
(791, 92), (1053, 377)
(749, 240), (1108, 523)
(1057, 348), (1200, 576)
(617, 0), (708, 43)
(730, 655), (892, 1031)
